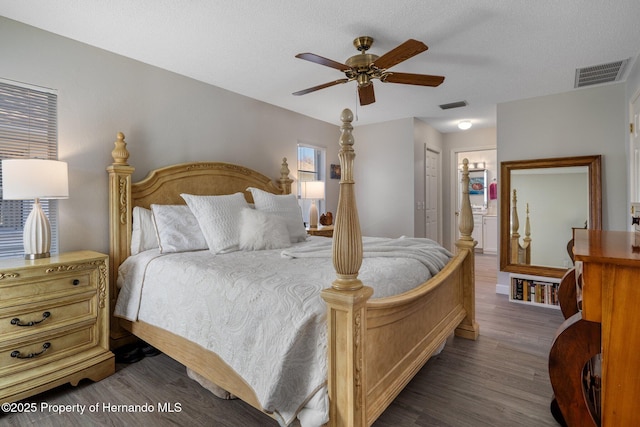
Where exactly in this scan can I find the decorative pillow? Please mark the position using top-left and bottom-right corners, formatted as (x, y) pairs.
(131, 207), (158, 255)
(181, 192), (249, 254)
(248, 187), (307, 243)
(151, 204), (208, 253)
(239, 208), (291, 250)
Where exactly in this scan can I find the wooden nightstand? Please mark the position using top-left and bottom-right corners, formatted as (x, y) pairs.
(307, 225), (334, 237)
(0, 251), (115, 403)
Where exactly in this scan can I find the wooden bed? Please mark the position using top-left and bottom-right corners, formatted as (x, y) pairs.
(107, 108), (479, 426)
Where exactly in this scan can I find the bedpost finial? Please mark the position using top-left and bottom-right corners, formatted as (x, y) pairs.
(279, 157), (293, 195)
(112, 132), (130, 165)
(341, 108), (354, 124)
(280, 157), (290, 179)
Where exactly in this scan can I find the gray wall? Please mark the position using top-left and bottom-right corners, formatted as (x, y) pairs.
(352, 118), (415, 238)
(0, 17), (341, 255)
(496, 82), (629, 287)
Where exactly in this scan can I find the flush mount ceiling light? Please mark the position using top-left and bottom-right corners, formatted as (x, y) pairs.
(458, 120), (472, 130)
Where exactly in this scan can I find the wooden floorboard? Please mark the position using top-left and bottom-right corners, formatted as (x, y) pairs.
(2, 254), (564, 426)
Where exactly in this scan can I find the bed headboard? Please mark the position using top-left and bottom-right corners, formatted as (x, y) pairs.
(106, 132), (293, 346)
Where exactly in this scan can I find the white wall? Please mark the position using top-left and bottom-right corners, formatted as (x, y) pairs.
(0, 17), (341, 255)
(496, 83), (628, 288)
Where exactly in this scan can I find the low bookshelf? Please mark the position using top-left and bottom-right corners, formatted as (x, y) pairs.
(509, 273), (561, 309)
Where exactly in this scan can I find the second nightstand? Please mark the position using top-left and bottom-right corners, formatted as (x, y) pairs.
(307, 225), (334, 237)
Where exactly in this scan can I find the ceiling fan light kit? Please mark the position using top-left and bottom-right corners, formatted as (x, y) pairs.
(293, 36), (445, 106)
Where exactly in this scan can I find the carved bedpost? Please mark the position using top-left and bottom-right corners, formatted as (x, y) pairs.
(455, 158), (479, 340)
(510, 189), (521, 263)
(279, 157), (293, 195)
(523, 203), (532, 264)
(106, 132), (135, 349)
(321, 109), (373, 427)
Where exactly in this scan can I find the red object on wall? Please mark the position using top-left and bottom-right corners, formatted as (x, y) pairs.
(489, 180), (498, 200)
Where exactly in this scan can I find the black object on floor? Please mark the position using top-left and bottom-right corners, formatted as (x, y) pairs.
(115, 341), (161, 363)
(140, 342), (161, 357)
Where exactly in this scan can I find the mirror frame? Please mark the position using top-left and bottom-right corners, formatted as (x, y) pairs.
(499, 155), (602, 278)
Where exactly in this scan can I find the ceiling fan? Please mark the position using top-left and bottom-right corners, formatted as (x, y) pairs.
(293, 36), (445, 106)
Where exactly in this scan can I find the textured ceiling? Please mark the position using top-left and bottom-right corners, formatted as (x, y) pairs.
(1, 1), (639, 133)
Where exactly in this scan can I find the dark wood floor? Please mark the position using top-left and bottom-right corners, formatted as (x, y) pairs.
(2, 254), (564, 426)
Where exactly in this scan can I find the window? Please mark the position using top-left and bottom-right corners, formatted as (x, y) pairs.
(297, 143), (326, 225)
(0, 79), (59, 259)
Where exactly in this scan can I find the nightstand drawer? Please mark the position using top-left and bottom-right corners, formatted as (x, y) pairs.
(0, 294), (95, 339)
(0, 324), (95, 375)
(0, 271), (93, 304)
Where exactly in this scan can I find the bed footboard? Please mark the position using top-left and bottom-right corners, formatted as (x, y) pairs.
(321, 110), (478, 427)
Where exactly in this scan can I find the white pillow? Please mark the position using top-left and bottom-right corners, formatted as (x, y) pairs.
(239, 208), (291, 250)
(181, 192), (249, 254)
(248, 187), (307, 243)
(131, 207), (158, 255)
(151, 204), (208, 253)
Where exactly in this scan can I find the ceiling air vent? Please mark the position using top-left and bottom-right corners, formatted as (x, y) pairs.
(575, 59), (628, 88)
(439, 100), (467, 110)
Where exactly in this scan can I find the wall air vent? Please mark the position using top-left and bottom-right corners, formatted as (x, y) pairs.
(439, 100), (467, 110)
(575, 59), (628, 88)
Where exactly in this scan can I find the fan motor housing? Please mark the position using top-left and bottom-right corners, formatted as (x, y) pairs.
(346, 53), (379, 71)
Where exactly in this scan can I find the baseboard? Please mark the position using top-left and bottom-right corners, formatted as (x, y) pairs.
(495, 283), (509, 295)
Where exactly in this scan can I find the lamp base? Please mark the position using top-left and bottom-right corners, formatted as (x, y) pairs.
(309, 201), (319, 229)
(25, 252), (51, 260)
(23, 199), (52, 259)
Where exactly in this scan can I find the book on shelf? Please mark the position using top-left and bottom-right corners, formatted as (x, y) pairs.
(510, 275), (559, 306)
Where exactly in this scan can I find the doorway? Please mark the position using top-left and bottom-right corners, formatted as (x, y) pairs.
(425, 146), (440, 242)
(450, 148), (497, 249)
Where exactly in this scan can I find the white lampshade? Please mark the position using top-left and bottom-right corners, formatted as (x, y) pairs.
(458, 120), (472, 130)
(2, 159), (69, 259)
(2, 159), (69, 200)
(301, 181), (325, 200)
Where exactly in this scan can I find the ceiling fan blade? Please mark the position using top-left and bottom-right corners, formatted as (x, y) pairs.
(358, 84), (375, 105)
(295, 53), (351, 71)
(382, 72), (445, 87)
(292, 79), (349, 96)
(372, 39), (428, 70)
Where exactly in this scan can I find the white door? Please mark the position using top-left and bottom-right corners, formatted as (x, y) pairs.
(631, 91), (640, 203)
(425, 147), (440, 242)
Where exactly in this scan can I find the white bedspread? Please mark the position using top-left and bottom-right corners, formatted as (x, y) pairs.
(114, 236), (451, 426)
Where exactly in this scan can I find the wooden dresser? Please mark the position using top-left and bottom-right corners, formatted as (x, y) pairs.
(573, 229), (640, 426)
(0, 251), (114, 403)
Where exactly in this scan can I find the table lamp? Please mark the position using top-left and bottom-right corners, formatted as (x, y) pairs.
(2, 159), (69, 259)
(301, 181), (325, 229)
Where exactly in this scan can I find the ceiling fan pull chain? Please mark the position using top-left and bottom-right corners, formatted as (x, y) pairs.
(355, 87), (359, 121)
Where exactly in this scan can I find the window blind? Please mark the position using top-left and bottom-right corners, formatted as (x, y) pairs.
(0, 79), (59, 259)
(297, 143), (326, 224)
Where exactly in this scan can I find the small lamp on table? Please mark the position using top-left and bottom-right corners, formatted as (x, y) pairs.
(1, 159), (69, 259)
(301, 180), (325, 229)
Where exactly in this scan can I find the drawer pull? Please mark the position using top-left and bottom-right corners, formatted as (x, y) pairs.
(72, 279), (80, 286)
(10, 342), (51, 359)
(11, 311), (51, 327)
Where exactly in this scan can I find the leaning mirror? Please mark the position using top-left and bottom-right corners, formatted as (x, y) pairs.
(499, 155), (602, 278)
